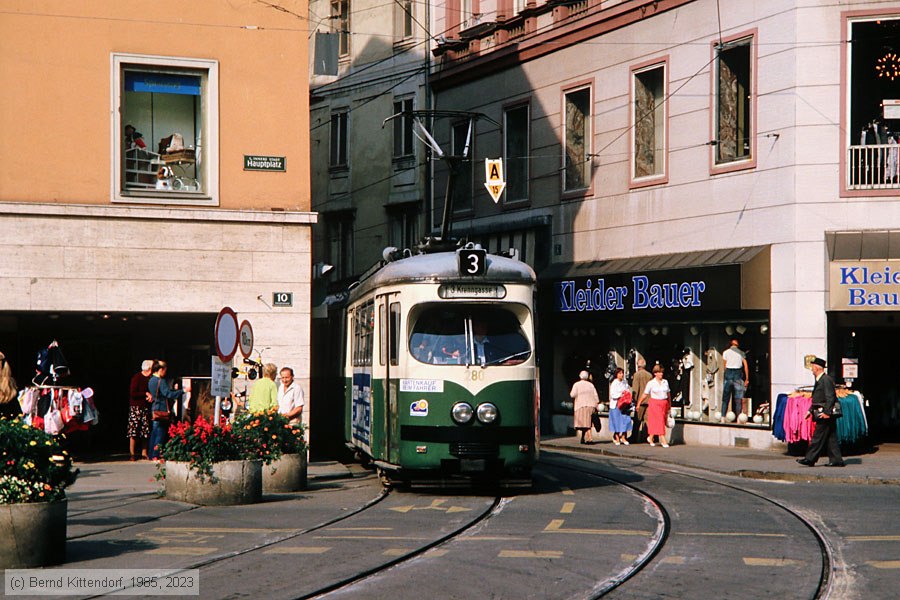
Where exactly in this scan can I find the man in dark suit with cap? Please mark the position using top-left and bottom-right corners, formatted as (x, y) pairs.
(797, 357), (845, 467)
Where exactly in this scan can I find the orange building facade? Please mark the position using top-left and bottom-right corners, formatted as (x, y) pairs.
(0, 2), (317, 454)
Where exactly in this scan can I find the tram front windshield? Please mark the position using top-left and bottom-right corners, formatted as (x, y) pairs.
(410, 305), (531, 366)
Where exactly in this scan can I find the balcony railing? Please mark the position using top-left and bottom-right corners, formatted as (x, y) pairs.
(848, 144), (900, 190)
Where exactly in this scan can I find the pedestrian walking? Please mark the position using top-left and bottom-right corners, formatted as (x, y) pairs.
(127, 359), (153, 460)
(797, 357), (845, 467)
(641, 364), (671, 447)
(570, 370), (600, 444)
(248, 363), (278, 413)
(608, 368), (632, 445)
(630, 357), (652, 443)
(148, 361), (182, 462)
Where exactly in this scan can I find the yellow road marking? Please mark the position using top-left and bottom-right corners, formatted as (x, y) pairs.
(428, 549), (449, 557)
(150, 527), (293, 533)
(848, 535), (900, 542)
(544, 519), (651, 536)
(314, 535), (430, 540)
(389, 499), (472, 513)
(561, 487), (575, 496)
(383, 548), (410, 556)
(459, 536), (528, 541)
(867, 560), (900, 569)
(264, 547), (331, 554)
(499, 550), (563, 558)
(743, 557), (802, 567)
(146, 547), (215, 556)
(680, 532), (787, 538)
(560, 502), (575, 514)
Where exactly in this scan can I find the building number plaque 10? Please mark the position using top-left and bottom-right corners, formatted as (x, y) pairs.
(458, 248), (487, 276)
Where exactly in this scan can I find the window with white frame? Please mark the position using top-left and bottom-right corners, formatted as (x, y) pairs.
(332, 0), (350, 57)
(564, 86), (591, 192)
(633, 64), (666, 180)
(113, 54), (218, 204)
(715, 37), (753, 164)
(451, 121), (474, 213)
(504, 104), (529, 203)
(396, 0), (414, 40)
(393, 98), (414, 158)
(330, 109), (349, 168)
(514, 0), (527, 15)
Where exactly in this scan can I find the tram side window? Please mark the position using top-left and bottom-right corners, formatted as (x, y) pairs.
(389, 302), (400, 366)
(353, 300), (375, 367)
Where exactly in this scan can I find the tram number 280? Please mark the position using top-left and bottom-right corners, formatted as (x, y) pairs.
(458, 248), (487, 276)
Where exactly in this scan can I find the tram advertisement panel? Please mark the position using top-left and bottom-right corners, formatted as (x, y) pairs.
(352, 370), (372, 450)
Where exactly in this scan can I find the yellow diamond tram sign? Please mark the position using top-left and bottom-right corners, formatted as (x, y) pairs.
(484, 158), (506, 203)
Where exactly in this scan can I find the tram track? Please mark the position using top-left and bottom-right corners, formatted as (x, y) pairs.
(300, 493), (504, 599)
(543, 450), (833, 599)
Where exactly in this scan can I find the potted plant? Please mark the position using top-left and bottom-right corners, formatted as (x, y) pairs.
(1, 417), (79, 568)
(159, 416), (262, 505)
(233, 410), (308, 492)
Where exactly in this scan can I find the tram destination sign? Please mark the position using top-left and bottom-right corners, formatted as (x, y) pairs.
(439, 283), (506, 299)
(243, 155), (286, 171)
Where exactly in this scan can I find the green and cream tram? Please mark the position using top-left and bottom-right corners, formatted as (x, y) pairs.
(344, 246), (538, 486)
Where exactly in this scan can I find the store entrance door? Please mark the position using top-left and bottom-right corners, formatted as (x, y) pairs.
(829, 313), (900, 443)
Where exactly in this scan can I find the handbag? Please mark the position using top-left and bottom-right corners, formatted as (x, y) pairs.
(151, 378), (170, 422)
(831, 399), (843, 419)
(590, 410), (603, 432)
(617, 389), (633, 412)
(44, 400), (64, 435)
(666, 416), (676, 429)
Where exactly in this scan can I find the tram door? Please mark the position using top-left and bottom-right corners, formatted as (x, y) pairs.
(378, 294), (402, 463)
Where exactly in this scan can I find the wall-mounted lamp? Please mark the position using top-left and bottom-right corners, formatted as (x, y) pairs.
(650, 327), (660, 335)
(760, 324), (769, 334)
(736, 325), (747, 335)
(725, 325), (735, 336)
(638, 327), (647, 336)
(690, 326), (701, 336)
(614, 327), (623, 336)
(661, 326), (669, 336)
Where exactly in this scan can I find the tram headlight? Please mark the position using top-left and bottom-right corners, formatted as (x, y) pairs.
(451, 402), (474, 424)
(476, 403), (498, 424)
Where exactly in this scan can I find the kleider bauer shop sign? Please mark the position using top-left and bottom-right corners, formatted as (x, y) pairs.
(553, 265), (741, 316)
(830, 261), (900, 310)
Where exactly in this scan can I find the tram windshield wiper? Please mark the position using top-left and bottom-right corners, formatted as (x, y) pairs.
(482, 350), (531, 367)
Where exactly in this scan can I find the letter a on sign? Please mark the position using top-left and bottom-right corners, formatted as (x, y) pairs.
(484, 158), (506, 203)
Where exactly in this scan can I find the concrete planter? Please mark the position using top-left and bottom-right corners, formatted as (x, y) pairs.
(263, 452), (307, 493)
(0, 500), (67, 568)
(165, 460), (262, 505)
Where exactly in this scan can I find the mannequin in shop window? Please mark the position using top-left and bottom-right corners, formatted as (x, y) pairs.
(720, 339), (749, 422)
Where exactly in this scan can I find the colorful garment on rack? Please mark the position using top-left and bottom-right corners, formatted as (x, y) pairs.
(772, 393), (788, 441)
(784, 393), (814, 443)
(835, 391), (867, 445)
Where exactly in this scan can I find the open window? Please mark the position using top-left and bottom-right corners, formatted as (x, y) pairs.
(112, 54), (218, 205)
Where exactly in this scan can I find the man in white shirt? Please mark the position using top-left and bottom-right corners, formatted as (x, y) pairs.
(277, 367), (305, 424)
(720, 338), (749, 421)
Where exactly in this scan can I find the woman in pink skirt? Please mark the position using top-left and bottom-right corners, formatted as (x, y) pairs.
(570, 370), (600, 444)
(640, 364), (671, 447)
